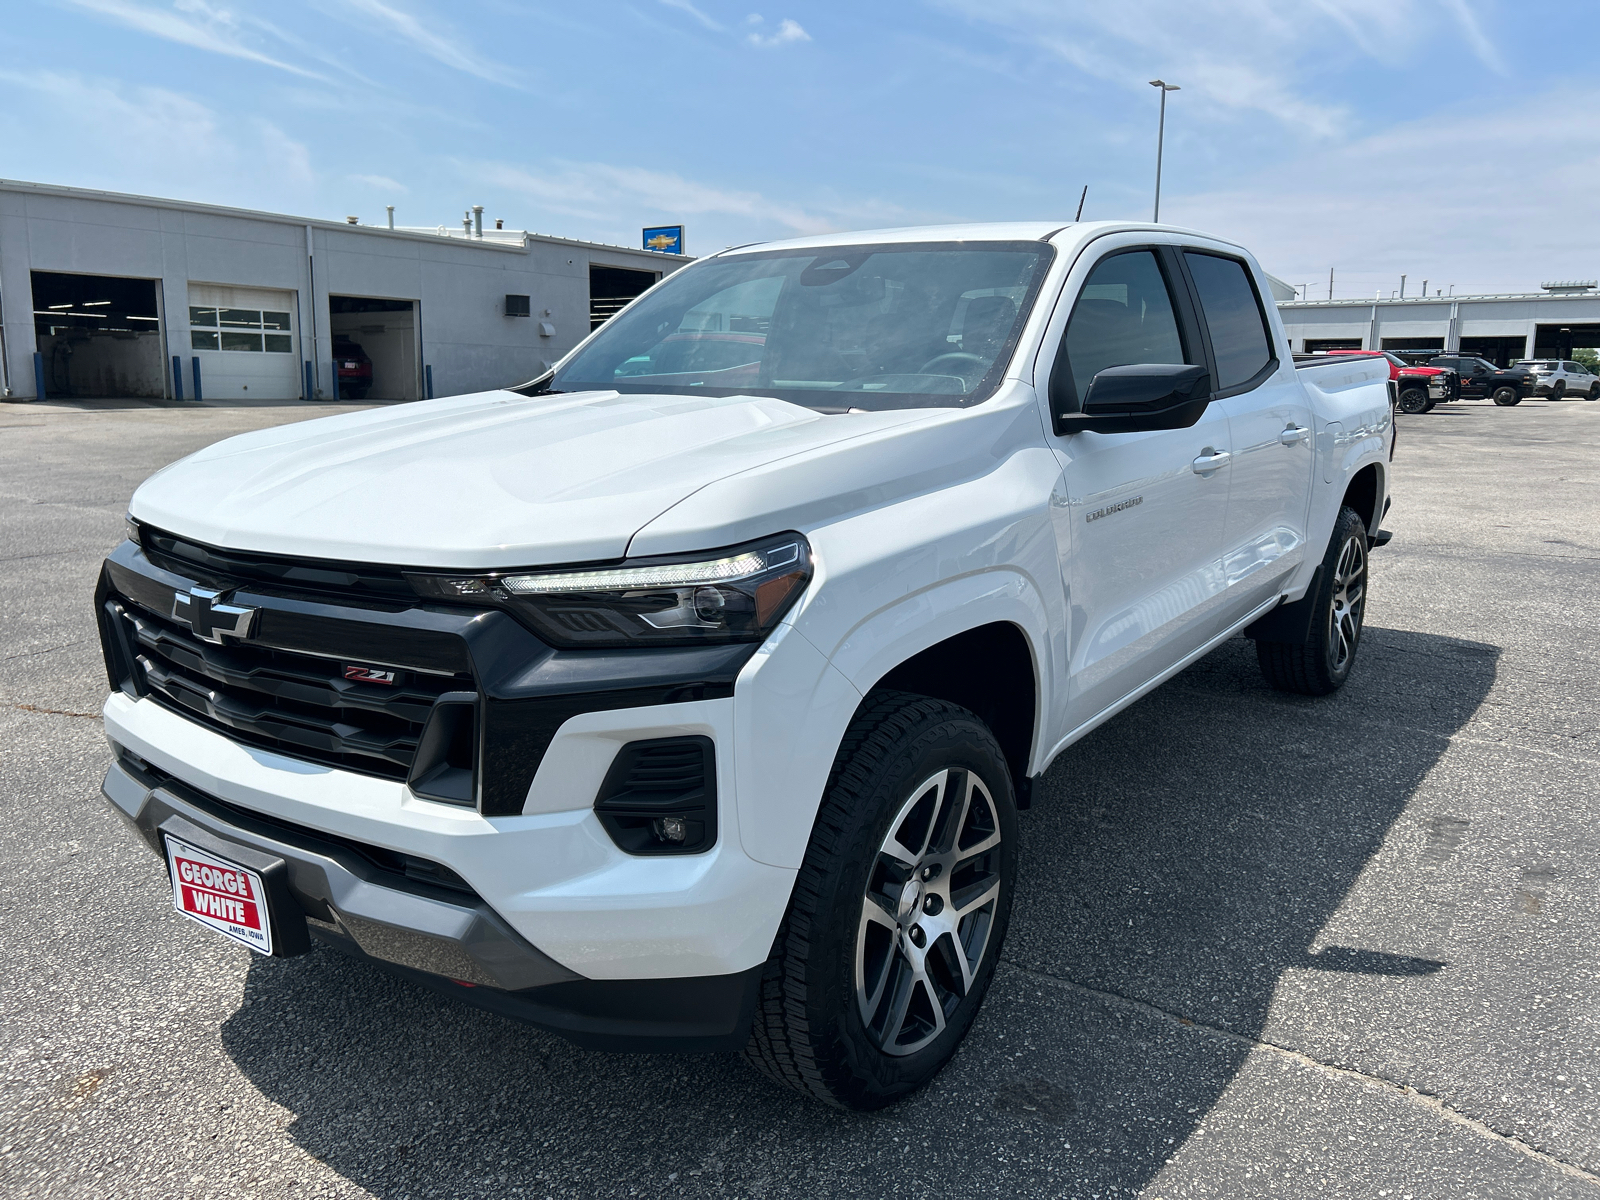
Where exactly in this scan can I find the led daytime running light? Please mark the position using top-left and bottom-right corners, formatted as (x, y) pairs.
(502, 549), (777, 595)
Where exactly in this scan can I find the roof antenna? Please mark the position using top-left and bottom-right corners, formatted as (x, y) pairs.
(1075, 185), (1088, 221)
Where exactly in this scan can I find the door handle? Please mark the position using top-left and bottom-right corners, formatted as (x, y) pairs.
(1192, 448), (1231, 474)
(1279, 425), (1311, 446)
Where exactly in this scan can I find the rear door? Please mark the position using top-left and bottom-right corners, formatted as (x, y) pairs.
(1039, 240), (1234, 732)
(1180, 248), (1315, 628)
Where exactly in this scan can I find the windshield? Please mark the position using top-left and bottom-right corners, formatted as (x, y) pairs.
(548, 241), (1054, 410)
(1381, 352), (1411, 367)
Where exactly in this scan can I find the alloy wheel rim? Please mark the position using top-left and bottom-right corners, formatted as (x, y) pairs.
(854, 768), (1003, 1057)
(1328, 534), (1367, 672)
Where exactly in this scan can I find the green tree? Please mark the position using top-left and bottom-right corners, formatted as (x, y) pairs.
(1574, 348), (1600, 370)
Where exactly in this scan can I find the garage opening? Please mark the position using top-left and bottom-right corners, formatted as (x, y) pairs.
(1532, 323), (1600, 362)
(1303, 338), (1362, 353)
(32, 271), (163, 399)
(329, 296), (419, 401)
(1380, 337), (1444, 354)
(590, 265), (659, 331)
(1456, 336), (1529, 367)
(188, 283), (300, 400)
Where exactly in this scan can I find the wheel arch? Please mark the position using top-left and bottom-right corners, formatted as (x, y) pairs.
(1342, 461), (1384, 536)
(869, 621), (1039, 805)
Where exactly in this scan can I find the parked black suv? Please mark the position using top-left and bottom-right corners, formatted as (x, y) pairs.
(1427, 355), (1532, 406)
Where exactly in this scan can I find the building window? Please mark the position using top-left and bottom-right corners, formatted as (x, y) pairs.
(189, 305), (294, 352)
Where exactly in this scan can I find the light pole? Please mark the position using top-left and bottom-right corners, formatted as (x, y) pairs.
(1149, 79), (1180, 223)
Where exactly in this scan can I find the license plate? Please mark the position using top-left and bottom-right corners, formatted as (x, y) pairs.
(166, 836), (273, 955)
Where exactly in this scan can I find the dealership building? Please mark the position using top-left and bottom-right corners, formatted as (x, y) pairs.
(0, 180), (687, 403)
(1277, 284), (1600, 366)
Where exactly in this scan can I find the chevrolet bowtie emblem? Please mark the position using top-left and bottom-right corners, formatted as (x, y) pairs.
(173, 587), (258, 644)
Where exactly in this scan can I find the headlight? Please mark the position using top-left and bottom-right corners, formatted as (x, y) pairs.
(408, 533), (813, 648)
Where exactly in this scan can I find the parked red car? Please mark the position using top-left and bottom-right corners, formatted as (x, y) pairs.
(334, 335), (373, 400)
(1319, 350), (1456, 413)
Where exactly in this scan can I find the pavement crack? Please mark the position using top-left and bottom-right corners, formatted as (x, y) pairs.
(7, 702), (102, 719)
(1003, 962), (1600, 1187)
(3, 638), (91, 661)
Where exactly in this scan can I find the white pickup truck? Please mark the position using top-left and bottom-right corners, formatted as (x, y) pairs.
(95, 221), (1394, 1110)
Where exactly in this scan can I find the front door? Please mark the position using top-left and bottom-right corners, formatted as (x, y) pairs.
(1181, 250), (1315, 627)
(1045, 246), (1233, 732)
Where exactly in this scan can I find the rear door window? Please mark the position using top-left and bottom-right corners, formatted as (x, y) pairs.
(1184, 252), (1274, 390)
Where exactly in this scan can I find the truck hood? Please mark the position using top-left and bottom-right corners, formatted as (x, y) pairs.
(129, 390), (936, 569)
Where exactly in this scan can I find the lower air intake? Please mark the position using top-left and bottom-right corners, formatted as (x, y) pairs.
(593, 736), (716, 855)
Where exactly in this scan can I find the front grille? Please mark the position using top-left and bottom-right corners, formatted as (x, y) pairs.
(110, 598), (473, 781)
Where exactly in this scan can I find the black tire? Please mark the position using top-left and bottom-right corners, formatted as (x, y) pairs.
(345, 385), (370, 400)
(1397, 386), (1429, 414)
(1587, 384), (1598, 401)
(1551, 381), (1566, 399)
(744, 691), (1018, 1111)
(1422, 398), (1437, 412)
(1492, 386), (1521, 406)
(1256, 506), (1369, 696)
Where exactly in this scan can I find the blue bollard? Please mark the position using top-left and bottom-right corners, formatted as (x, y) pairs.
(172, 356), (184, 401)
(191, 357), (203, 402)
(303, 360), (314, 401)
(33, 351), (46, 401)
(425, 364), (434, 399)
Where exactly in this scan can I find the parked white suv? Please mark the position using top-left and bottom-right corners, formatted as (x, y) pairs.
(1514, 359), (1600, 399)
(96, 221), (1394, 1110)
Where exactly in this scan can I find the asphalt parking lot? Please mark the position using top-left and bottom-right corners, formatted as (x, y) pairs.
(1, 392), (1597, 1200)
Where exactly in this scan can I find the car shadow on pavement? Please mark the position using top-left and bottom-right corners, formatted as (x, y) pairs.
(219, 627), (1498, 1199)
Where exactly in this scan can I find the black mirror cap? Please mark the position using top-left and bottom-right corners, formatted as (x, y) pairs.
(1054, 363), (1211, 436)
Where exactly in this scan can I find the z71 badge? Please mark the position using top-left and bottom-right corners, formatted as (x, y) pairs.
(343, 665), (397, 685)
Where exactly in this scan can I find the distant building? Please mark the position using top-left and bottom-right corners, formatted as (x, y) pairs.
(0, 180), (687, 402)
(1278, 282), (1600, 366)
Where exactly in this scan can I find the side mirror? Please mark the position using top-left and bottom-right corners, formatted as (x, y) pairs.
(1053, 363), (1211, 435)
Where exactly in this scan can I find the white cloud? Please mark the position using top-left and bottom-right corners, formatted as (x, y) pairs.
(745, 15), (810, 48)
(57, 0), (323, 79)
(479, 159), (834, 234)
(659, 0), (725, 33)
(0, 68), (318, 203)
(926, 0), (1501, 135)
(1169, 87), (1600, 295)
(473, 158), (912, 245)
(335, 0), (522, 86)
(351, 173), (408, 191)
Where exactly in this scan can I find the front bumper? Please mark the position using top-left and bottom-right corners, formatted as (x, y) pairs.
(102, 748), (763, 1050)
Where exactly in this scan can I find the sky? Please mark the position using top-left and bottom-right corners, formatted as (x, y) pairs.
(2, 0), (1594, 297)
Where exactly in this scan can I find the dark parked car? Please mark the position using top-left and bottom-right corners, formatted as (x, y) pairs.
(334, 336), (373, 400)
(1428, 355), (1533, 406)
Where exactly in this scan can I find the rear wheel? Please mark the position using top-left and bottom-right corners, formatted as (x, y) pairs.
(1398, 386), (1429, 414)
(1588, 383), (1599, 400)
(1492, 385), (1521, 406)
(1256, 506), (1369, 696)
(744, 692), (1018, 1111)
(1552, 381), (1567, 399)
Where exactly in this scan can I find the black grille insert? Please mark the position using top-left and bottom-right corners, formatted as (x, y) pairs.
(110, 597), (474, 783)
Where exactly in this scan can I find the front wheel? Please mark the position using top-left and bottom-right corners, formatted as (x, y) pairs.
(1256, 506), (1369, 696)
(744, 692), (1018, 1110)
(1398, 387), (1429, 414)
(1492, 385), (1521, 406)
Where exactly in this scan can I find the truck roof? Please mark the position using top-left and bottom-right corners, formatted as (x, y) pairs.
(713, 220), (1250, 257)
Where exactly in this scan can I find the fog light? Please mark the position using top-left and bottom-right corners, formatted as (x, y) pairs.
(652, 816), (688, 844)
